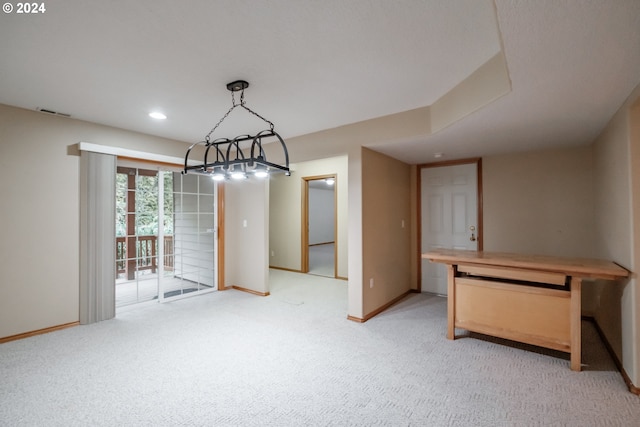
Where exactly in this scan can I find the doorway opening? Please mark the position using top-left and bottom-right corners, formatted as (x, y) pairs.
(418, 159), (483, 295)
(115, 165), (218, 307)
(302, 175), (337, 278)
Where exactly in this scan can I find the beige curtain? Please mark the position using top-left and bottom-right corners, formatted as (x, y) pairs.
(79, 151), (116, 324)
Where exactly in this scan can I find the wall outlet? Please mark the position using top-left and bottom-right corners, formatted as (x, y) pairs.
(401, 220), (405, 228)
(243, 219), (247, 228)
(271, 250), (275, 257)
(369, 278), (374, 288)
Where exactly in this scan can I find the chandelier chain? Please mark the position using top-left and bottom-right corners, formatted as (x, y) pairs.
(204, 87), (274, 143)
(204, 104), (235, 143)
(241, 104), (275, 132)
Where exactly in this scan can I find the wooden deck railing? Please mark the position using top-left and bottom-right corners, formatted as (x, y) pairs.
(116, 235), (174, 280)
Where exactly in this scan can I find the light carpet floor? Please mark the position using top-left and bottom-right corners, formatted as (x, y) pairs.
(1, 269), (639, 426)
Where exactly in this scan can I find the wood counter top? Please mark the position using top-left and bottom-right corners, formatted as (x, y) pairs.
(423, 249), (629, 281)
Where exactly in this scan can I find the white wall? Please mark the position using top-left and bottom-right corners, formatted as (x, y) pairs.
(591, 82), (640, 388)
(361, 148), (412, 317)
(483, 146), (595, 258)
(347, 147), (364, 319)
(631, 100), (640, 389)
(309, 186), (335, 245)
(224, 179), (269, 294)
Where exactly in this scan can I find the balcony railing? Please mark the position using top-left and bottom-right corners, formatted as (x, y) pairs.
(116, 235), (174, 280)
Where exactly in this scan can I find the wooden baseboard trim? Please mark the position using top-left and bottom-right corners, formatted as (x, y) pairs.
(348, 290), (413, 323)
(231, 285), (270, 297)
(363, 290), (412, 322)
(309, 242), (335, 247)
(269, 266), (303, 273)
(269, 266), (348, 281)
(586, 316), (640, 395)
(0, 321), (79, 344)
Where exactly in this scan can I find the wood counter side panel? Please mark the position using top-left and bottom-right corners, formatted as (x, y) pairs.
(570, 277), (582, 371)
(454, 278), (571, 352)
(447, 264), (455, 340)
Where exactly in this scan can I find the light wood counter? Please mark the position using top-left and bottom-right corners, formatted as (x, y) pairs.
(423, 249), (629, 371)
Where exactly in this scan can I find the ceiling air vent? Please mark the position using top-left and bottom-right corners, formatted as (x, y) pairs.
(36, 107), (71, 118)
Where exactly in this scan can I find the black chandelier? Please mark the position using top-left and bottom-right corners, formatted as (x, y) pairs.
(183, 80), (290, 180)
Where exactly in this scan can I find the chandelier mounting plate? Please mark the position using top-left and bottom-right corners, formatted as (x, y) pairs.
(227, 80), (249, 92)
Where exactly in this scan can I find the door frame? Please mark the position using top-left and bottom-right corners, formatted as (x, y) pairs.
(416, 158), (483, 292)
(301, 174), (338, 277)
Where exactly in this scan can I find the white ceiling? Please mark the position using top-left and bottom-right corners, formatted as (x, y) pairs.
(1, 0), (639, 164)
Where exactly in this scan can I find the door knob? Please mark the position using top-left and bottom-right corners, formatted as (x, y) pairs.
(469, 226), (476, 242)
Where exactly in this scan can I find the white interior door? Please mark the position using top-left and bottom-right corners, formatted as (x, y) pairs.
(421, 163), (478, 295)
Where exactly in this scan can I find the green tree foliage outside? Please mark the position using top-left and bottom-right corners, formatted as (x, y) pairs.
(116, 172), (174, 237)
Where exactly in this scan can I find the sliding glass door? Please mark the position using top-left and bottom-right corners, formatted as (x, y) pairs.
(165, 172), (217, 300)
(115, 166), (217, 307)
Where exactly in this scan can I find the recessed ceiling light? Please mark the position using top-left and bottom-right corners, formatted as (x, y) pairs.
(434, 152), (444, 158)
(149, 111), (167, 120)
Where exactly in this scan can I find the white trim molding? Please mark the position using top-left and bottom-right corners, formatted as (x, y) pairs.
(78, 142), (194, 166)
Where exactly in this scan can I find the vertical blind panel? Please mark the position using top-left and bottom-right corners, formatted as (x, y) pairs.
(80, 151), (116, 324)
